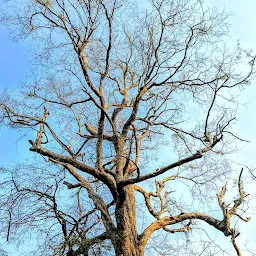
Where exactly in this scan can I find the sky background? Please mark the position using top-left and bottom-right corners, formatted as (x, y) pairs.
(0, 0), (256, 255)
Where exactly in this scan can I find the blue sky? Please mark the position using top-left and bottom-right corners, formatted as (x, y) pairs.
(0, 26), (28, 88)
(1, 0), (256, 255)
(0, 26), (30, 166)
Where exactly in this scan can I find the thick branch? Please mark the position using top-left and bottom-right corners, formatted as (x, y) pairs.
(28, 141), (117, 197)
(50, 160), (116, 233)
(120, 135), (222, 186)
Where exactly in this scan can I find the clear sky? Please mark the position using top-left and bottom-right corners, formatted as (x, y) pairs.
(0, 0), (256, 255)
(0, 25), (30, 166)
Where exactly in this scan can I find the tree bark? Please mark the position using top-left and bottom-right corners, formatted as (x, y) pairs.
(113, 185), (143, 256)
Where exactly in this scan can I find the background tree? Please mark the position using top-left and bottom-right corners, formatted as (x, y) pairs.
(0, 0), (255, 255)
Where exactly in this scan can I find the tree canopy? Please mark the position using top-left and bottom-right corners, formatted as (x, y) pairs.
(0, 0), (255, 255)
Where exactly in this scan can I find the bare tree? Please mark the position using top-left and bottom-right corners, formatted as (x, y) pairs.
(0, 0), (255, 255)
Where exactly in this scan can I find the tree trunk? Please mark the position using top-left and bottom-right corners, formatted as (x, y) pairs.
(113, 185), (144, 256)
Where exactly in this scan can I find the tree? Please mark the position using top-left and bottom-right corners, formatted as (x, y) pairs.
(0, 0), (255, 255)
